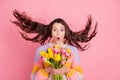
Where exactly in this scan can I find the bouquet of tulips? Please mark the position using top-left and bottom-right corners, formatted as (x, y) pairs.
(39, 45), (72, 80)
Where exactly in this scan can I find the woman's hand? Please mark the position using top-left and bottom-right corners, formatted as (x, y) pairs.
(44, 67), (53, 73)
(53, 66), (70, 75)
(44, 66), (70, 74)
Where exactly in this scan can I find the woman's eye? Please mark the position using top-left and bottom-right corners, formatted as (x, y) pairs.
(53, 29), (56, 31)
(60, 29), (64, 31)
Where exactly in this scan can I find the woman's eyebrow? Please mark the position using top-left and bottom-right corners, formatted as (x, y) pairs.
(60, 27), (64, 28)
(53, 26), (64, 28)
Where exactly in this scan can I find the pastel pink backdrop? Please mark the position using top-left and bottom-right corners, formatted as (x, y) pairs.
(0, 0), (120, 80)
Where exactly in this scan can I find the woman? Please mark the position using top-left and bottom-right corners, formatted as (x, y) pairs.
(12, 10), (97, 80)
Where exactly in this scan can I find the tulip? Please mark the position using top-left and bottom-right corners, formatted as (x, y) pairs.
(48, 48), (52, 53)
(61, 59), (66, 65)
(54, 53), (61, 62)
(40, 56), (47, 62)
(40, 51), (46, 56)
(53, 48), (59, 54)
(48, 51), (53, 58)
(61, 48), (66, 54)
(44, 52), (50, 59)
(62, 53), (66, 59)
(66, 52), (69, 56)
(66, 48), (71, 53)
(66, 52), (72, 57)
(55, 45), (61, 50)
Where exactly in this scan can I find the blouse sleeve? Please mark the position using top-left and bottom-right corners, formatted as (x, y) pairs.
(31, 45), (49, 80)
(66, 46), (83, 80)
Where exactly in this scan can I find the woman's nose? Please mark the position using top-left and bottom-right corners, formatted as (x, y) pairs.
(57, 30), (60, 36)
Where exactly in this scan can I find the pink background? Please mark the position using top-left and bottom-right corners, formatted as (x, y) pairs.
(0, 0), (120, 80)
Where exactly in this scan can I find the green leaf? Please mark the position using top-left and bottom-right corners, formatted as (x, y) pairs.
(44, 60), (53, 66)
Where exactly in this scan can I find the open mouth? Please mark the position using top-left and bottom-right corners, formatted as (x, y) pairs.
(57, 37), (60, 40)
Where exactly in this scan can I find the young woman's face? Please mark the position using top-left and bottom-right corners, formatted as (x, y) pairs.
(52, 23), (65, 42)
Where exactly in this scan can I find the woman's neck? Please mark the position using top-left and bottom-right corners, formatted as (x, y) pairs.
(50, 40), (65, 47)
(51, 41), (64, 45)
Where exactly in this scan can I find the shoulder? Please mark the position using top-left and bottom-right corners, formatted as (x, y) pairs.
(67, 45), (80, 63)
(67, 45), (78, 52)
(36, 44), (50, 53)
(34, 44), (50, 62)
(67, 44), (79, 57)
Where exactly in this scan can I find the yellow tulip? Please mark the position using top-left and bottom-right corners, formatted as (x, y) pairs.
(66, 48), (71, 53)
(48, 51), (53, 58)
(54, 53), (61, 62)
(40, 51), (46, 56)
(40, 51), (50, 59)
(55, 45), (61, 50)
(44, 52), (50, 59)
(48, 48), (52, 53)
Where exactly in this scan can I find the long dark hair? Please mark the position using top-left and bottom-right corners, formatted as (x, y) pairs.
(11, 10), (97, 51)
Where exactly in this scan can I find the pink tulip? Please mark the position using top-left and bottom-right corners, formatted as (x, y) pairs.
(61, 48), (66, 54)
(53, 48), (59, 54)
(66, 52), (69, 56)
(62, 53), (66, 59)
(61, 60), (66, 65)
(66, 52), (72, 57)
(40, 56), (47, 62)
